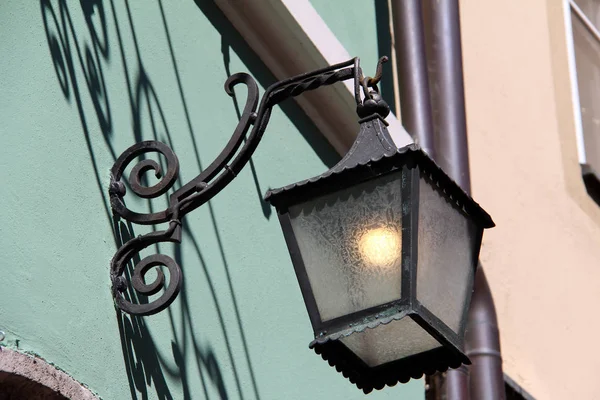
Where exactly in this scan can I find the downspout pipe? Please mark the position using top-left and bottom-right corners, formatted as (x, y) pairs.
(423, 1), (505, 399)
(391, 0), (436, 159)
(392, 0), (505, 398)
(425, 0), (470, 191)
(466, 268), (505, 399)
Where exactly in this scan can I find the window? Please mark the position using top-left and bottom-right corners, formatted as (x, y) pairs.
(566, 0), (600, 202)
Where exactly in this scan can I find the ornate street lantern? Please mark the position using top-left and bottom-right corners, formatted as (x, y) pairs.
(265, 94), (493, 392)
(108, 57), (494, 393)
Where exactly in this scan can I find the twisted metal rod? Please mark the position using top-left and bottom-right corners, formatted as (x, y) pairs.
(108, 56), (386, 315)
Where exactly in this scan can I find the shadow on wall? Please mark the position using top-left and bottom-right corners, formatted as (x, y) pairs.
(39, 0), (340, 399)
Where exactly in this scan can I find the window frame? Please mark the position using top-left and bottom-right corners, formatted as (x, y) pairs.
(564, 0), (600, 201)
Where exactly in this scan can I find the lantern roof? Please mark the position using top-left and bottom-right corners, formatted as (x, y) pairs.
(265, 115), (494, 229)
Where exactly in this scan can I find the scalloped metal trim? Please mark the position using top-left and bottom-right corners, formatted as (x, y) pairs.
(265, 143), (494, 228)
(265, 144), (417, 200)
(311, 310), (410, 346)
(310, 339), (469, 394)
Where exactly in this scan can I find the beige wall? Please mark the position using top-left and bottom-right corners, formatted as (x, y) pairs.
(460, 0), (600, 399)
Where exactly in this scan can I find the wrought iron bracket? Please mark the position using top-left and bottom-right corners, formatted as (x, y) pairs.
(109, 57), (390, 316)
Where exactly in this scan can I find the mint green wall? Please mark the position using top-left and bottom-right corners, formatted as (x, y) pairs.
(310, 0), (397, 113)
(0, 1), (422, 399)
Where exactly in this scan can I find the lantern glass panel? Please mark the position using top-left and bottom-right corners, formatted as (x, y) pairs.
(340, 317), (441, 367)
(417, 178), (477, 333)
(288, 172), (404, 322)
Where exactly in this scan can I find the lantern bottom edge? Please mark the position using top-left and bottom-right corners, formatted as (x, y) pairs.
(310, 339), (470, 394)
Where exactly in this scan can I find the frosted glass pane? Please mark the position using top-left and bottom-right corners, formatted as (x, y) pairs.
(417, 179), (476, 333)
(289, 173), (403, 322)
(341, 317), (441, 367)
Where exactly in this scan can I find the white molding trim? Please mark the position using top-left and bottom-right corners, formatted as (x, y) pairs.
(564, 0), (587, 164)
(214, 0), (413, 155)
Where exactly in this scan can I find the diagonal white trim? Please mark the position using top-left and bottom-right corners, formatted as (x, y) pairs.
(570, 0), (600, 43)
(564, 0), (587, 163)
(214, 0), (413, 155)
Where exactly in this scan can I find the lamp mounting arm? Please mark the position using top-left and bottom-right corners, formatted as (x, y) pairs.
(108, 56), (389, 316)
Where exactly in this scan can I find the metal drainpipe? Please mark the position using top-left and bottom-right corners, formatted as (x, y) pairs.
(391, 0), (436, 158)
(423, 1), (505, 399)
(392, 0), (505, 398)
(466, 267), (505, 399)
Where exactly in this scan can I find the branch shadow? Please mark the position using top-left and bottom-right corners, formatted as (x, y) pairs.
(41, 0), (343, 399)
(40, 0), (268, 399)
(41, 0), (116, 223)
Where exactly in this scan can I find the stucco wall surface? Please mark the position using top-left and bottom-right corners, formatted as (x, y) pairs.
(309, 0), (398, 115)
(0, 1), (423, 399)
(461, 0), (600, 399)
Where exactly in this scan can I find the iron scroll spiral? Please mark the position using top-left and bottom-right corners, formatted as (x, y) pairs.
(109, 73), (260, 316)
(110, 220), (183, 316)
(109, 57), (386, 315)
(109, 141), (180, 226)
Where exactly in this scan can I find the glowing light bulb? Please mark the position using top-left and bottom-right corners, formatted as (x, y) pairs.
(358, 227), (401, 269)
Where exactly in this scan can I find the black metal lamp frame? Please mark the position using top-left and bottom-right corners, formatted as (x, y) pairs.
(109, 57), (388, 316)
(265, 139), (494, 393)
